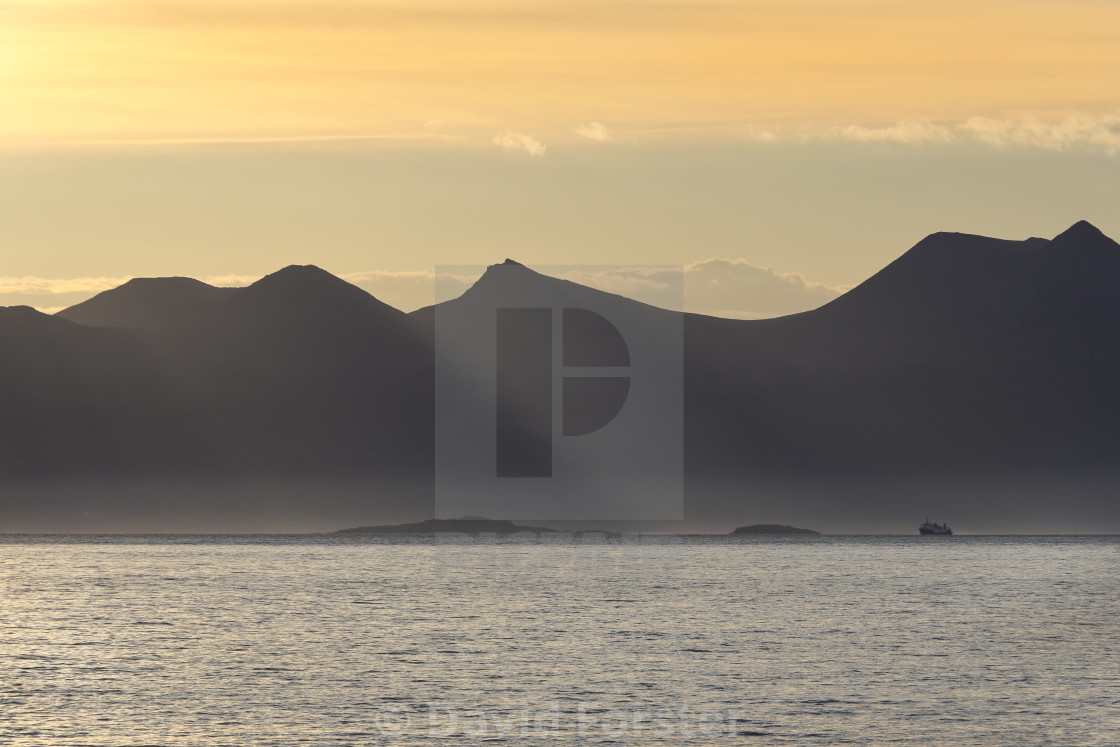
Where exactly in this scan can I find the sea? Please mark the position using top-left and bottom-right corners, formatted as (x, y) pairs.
(0, 534), (1116, 746)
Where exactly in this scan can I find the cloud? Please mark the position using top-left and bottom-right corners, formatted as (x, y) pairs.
(346, 261), (840, 317)
(0, 273), (260, 316)
(492, 130), (546, 157)
(6, 0), (1119, 150)
(561, 268), (673, 298)
(836, 119), (955, 145)
(342, 270), (439, 311)
(1, 261), (844, 320)
(681, 258), (846, 317)
(202, 273), (260, 286)
(0, 275), (134, 295)
(745, 113), (1120, 155)
(0, 275), (135, 315)
(201, 268), (477, 311)
(958, 114), (1120, 154)
(0, 269), (461, 317)
(342, 269), (482, 312)
(198, 262), (843, 318)
(575, 122), (612, 142)
(555, 260), (845, 318)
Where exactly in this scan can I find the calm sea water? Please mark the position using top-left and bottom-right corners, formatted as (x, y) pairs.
(0, 534), (1116, 746)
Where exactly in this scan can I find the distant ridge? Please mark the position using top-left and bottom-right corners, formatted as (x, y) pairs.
(218, 264), (406, 321)
(805, 219), (1120, 337)
(0, 220), (1117, 533)
(57, 277), (237, 329)
(0, 305), (208, 480)
(152, 263), (435, 482)
(335, 518), (558, 534)
(191, 264), (432, 354)
(686, 221), (1120, 495)
(731, 524), (820, 535)
(1052, 219), (1110, 245)
(411, 254), (679, 325)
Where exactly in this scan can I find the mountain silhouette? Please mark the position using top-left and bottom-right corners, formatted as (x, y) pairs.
(0, 306), (214, 480)
(57, 277), (238, 329)
(150, 265), (434, 482)
(807, 219), (1120, 342)
(3, 268), (434, 529)
(685, 221), (1120, 495)
(213, 264), (415, 337)
(1, 222), (1118, 532)
(413, 258), (674, 325)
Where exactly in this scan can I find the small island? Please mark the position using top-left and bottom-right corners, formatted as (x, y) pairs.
(334, 518), (558, 534)
(731, 524), (820, 535)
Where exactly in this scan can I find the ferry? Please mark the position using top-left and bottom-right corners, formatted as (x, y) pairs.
(919, 519), (953, 535)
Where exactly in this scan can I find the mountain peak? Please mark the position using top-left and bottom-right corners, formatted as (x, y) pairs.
(225, 263), (413, 327)
(57, 276), (236, 329)
(2, 304), (109, 340)
(265, 264), (336, 281)
(244, 264), (357, 297)
(1053, 220), (1108, 244)
(1052, 220), (1115, 255)
(471, 258), (547, 292)
(0, 304), (44, 319)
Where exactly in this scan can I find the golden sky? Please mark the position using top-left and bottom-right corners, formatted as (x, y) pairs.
(3, 0), (1119, 145)
(1, 1), (1119, 315)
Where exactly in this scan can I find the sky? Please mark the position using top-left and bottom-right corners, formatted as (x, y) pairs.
(2, 0), (1119, 315)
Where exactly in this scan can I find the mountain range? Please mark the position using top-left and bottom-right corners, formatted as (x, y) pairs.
(2, 221), (1118, 532)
